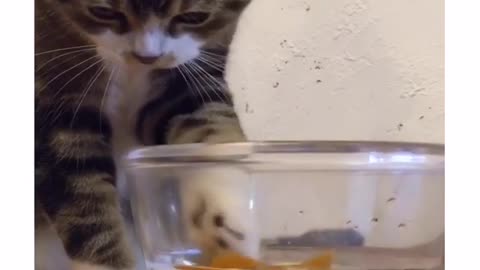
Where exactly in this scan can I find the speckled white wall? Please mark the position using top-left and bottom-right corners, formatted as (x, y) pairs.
(227, 0), (444, 143)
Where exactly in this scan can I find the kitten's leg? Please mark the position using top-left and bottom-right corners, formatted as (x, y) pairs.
(166, 102), (245, 144)
(166, 102), (260, 259)
(35, 200), (72, 270)
(36, 108), (134, 270)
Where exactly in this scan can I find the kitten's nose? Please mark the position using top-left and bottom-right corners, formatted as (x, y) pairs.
(132, 52), (160, 64)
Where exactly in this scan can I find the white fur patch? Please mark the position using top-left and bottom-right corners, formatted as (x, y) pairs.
(104, 66), (151, 199)
(92, 17), (202, 69)
(133, 18), (166, 58)
(163, 34), (203, 66)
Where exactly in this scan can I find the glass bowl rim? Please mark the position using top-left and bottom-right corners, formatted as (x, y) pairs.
(126, 141), (444, 163)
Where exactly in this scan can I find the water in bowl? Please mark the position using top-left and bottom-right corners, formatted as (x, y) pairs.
(133, 209), (443, 270)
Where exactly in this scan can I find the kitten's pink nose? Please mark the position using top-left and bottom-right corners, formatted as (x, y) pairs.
(132, 52), (160, 64)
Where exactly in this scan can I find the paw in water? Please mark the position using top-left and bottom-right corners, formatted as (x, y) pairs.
(179, 168), (260, 259)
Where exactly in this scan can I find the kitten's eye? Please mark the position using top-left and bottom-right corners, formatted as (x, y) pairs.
(174, 12), (210, 25)
(88, 6), (119, 21)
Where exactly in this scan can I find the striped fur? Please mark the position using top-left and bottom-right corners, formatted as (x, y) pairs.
(35, 0), (251, 269)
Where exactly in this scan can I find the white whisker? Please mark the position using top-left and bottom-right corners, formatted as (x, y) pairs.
(196, 56), (225, 73)
(191, 61), (228, 96)
(35, 45), (96, 56)
(177, 66), (200, 105)
(36, 48), (97, 72)
(50, 98), (68, 124)
(99, 66), (117, 130)
(48, 59), (102, 123)
(189, 62), (227, 103)
(49, 59), (103, 124)
(184, 63), (214, 103)
(201, 50), (227, 59)
(180, 64), (206, 104)
(52, 58), (104, 99)
(40, 55), (100, 92)
(37, 50), (93, 78)
(70, 64), (106, 128)
(199, 53), (226, 65)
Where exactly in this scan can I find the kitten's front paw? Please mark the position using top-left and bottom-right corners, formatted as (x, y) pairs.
(167, 103), (245, 144)
(179, 168), (260, 259)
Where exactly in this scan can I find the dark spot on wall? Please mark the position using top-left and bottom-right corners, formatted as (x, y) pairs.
(273, 82), (280, 88)
(371, 218), (379, 222)
(387, 197), (396, 203)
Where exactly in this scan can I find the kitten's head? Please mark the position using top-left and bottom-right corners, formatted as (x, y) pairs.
(54, 0), (251, 69)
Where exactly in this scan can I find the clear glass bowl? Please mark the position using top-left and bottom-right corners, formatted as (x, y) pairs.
(125, 141), (444, 270)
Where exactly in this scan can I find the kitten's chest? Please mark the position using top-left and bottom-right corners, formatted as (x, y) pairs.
(106, 68), (153, 195)
(107, 72), (147, 141)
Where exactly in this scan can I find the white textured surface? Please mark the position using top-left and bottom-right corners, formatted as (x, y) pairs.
(227, 0), (444, 143)
(223, 0), (445, 253)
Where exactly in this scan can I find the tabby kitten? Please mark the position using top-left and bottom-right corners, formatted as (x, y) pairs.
(35, 0), (252, 269)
